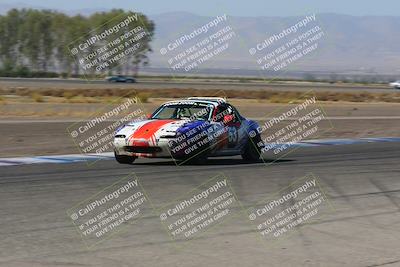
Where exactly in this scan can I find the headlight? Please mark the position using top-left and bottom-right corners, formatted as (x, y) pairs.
(115, 125), (126, 132)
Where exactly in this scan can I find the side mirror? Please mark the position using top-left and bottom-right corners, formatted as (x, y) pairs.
(147, 113), (152, 119)
(223, 114), (234, 124)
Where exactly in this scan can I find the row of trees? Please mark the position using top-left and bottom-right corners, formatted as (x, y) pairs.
(0, 9), (155, 77)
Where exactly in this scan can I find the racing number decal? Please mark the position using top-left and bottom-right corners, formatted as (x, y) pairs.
(227, 127), (238, 147)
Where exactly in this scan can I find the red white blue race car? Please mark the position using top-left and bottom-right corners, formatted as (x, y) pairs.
(113, 97), (263, 164)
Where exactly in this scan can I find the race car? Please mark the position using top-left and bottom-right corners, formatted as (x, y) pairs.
(113, 97), (263, 164)
(105, 75), (136, 83)
(389, 80), (400, 89)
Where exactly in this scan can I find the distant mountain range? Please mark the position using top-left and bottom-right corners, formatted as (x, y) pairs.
(1, 5), (400, 76)
(148, 12), (400, 75)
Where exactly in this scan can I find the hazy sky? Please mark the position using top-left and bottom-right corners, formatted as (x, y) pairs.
(1, 0), (400, 16)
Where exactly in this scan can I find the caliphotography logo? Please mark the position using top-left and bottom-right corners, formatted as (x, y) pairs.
(1, 1), (400, 267)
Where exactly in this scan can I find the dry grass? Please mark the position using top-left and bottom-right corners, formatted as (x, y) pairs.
(66, 96), (100, 103)
(62, 91), (75, 100)
(0, 87), (399, 103)
(30, 92), (44, 102)
(137, 92), (151, 103)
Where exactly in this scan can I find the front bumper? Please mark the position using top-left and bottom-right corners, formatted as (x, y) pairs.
(113, 137), (172, 158)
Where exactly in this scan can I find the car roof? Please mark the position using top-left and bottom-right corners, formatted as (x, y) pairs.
(163, 97), (226, 107)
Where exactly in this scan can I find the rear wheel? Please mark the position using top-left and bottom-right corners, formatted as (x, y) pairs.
(114, 151), (136, 164)
(241, 134), (262, 162)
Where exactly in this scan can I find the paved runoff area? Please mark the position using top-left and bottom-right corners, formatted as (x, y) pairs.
(0, 142), (400, 267)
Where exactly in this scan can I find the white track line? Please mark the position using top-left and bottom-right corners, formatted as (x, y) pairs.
(0, 138), (399, 167)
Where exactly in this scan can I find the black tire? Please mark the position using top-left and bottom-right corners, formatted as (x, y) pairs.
(114, 151), (136, 164)
(185, 148), (209, 164)
(241, 134), (262, 162)
(177, 139), (209, 165)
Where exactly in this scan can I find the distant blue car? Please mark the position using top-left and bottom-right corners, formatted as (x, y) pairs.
(106, 75), (136, 83)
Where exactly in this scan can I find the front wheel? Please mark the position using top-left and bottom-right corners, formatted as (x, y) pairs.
(241, 134), (262, 162)
(185, 149), (208, 164)
(173, 138), (209, 165)
(114, 151), (136, 164)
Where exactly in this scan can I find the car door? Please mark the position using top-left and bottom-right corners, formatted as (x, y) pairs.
(226, 104), (249, 149)
(213, 103), (242, 150)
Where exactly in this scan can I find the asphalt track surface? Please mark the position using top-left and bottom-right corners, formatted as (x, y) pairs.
(0, 77), (395, 93)
(1, 142), (400, 267)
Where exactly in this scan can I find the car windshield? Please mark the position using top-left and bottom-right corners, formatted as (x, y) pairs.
(151, 103), (213, 120)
